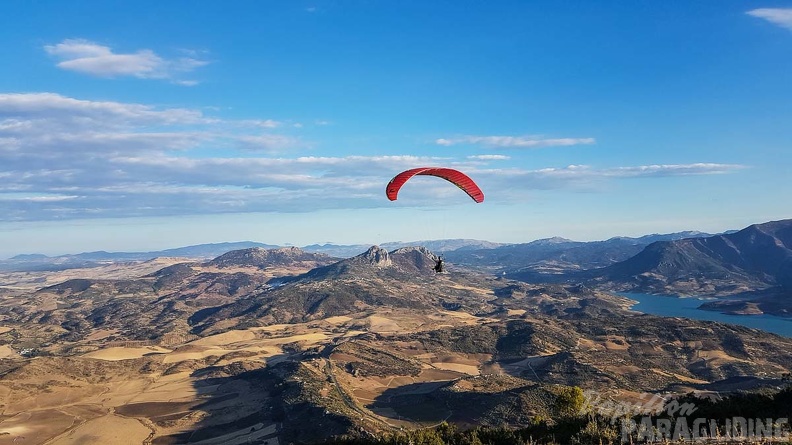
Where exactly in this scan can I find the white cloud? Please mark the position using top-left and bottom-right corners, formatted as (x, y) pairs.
(747, 8), (792, 31)
(436, 135), (595, 148)
(44, 39), (209, 82)
(239, 118), (305, 130)
(0, 93), (303, 166)
(256, 119), (283, 128)
(0, 93), (747, 221)
(0, 119), (33, 132)
(237, 134), (302, 153)
(473, 163), (746, 193)
(0, 194), (79, 202)
(43, 39), (112, 59)
(602, 163), (746, 177)
(0, 93), (209, 125)
(480, 163), (745, 179)
(56, 50), (163, 77)
(467, 154), (510, 160)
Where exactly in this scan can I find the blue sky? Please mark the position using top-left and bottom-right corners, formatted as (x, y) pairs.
(1, 1), (791, 257)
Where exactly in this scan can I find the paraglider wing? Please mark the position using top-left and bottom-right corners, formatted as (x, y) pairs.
(386, 167), (484, 203)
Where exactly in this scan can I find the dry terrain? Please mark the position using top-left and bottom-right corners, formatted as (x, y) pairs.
(0, 304), (511, 444)
(0, 247), (791, 444)
(0, 258), (191, 291)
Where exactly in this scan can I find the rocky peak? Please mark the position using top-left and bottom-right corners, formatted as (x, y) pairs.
(359, 246), (392, 267)
(297, 245), (439, 281)
(272, 246), (305, 255)
(391, 246), (438, 259)
(390, 246), (439, 272)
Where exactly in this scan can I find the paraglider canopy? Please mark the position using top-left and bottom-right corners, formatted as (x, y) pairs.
(386, 167), (484, 203)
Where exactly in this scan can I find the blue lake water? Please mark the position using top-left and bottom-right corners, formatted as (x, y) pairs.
(620, 293), (792, 338)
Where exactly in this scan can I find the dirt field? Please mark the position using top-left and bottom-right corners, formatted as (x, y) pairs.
(0, 409), (78, 445)
(366, 315), (403, 333)
(49, 414), (152, 445)
(0, 345), (16, 359)
(83, 346), (172, 361)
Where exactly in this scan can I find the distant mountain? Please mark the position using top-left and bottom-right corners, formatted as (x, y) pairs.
(0, 232), (729, 274)
(3, 239), (496, 272)
(207, 247), (337, 268)
(504, 220), (792, 317)
(593, 220), (792, 296)
(612, 231), (724, 244)
(446, 232), (719, 274)
(69, 242), (282, 261)
(381, 239), (503, 253)
(0, 241), (281, 272)
(301, 239), (503, 258)
(8, 253), (49, 260)
(300, 243), (371, 258)
(157, 242), (282, 258)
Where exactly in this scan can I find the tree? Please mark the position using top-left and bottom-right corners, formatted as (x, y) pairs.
(553, 386), (586, 418)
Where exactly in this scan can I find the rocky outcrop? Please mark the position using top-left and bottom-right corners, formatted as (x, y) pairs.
(358, 246), (392, 267)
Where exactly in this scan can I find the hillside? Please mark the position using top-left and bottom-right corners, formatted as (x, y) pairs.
(188, 246), (492, 333)
(0, 247), (339, 344)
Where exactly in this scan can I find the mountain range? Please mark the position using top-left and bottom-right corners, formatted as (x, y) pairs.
(0, 232), (722, 273)
(1, 221), (791, 443)
(507, 220), (792, 317)
(0, 239), (498, 272)
(4, 221), (790, 317)
(0, 241), (280, 272)
(595, 223), (788, 287)
(445, 231), (721, 274)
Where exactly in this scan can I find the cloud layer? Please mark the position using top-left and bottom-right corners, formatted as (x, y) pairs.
(747, 8), (792, 31)
(0, 93), (746, 221)
(436, 135), (595, 148)
(44, 39), (209, 84)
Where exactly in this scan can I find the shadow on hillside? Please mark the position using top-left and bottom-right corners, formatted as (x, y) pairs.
(696, 286), (792, 317)
(369, 381), (454, 425)
(144, 359), (283, 445)
(144, 353), (352, 445)
(371, 379), (551, 427)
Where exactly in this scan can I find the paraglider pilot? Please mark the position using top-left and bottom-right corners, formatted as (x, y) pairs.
(434, 257), (444, 273)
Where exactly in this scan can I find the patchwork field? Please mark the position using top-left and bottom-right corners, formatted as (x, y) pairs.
(0, 307), (500, 444)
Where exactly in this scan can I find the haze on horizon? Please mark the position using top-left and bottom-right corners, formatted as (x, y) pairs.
(1, 2), (791, 257)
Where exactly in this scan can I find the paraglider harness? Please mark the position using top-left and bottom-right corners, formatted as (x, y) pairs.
(434, 256), (445, 273)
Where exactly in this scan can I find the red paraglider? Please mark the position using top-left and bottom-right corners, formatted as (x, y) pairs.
(386, 167), (484, 203)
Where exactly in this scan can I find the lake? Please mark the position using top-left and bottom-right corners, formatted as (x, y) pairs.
(620, 293), (792, 338)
